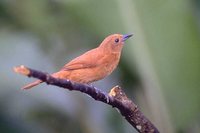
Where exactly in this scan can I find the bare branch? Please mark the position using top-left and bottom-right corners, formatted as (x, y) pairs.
(14, 65), (159, 133)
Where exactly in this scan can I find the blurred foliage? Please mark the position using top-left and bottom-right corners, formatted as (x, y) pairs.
(0, 0), (200, 133)
(28, 106), (83, 133)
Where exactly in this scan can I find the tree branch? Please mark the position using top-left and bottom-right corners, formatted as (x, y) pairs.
(13, 65), (159, 133)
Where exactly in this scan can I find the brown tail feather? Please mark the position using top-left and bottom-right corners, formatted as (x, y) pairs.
(22, 80), (43, 90)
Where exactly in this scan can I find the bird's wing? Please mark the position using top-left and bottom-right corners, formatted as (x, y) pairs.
(61, 48), (103, 71)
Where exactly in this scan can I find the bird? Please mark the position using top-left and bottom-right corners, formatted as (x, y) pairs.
(22, 34), (133, 90)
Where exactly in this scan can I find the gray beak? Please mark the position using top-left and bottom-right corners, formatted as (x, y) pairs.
(122, 34), (133, 42)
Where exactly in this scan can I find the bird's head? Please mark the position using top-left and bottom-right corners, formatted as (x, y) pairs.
(99, 34), (133, 53)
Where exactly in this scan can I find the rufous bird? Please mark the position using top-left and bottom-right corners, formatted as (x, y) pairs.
(22, 34), (133, 90)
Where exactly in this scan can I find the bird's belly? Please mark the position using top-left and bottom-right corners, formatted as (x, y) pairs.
(68, 64), (117, 83)
(68, 68), (105, 83)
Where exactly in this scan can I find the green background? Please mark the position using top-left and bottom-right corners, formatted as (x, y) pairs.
(0, 0), (200, 133)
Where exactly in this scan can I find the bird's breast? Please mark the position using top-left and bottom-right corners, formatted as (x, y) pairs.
(98, 52), (121, 77)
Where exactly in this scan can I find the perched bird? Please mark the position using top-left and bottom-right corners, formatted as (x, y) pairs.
(22, 34), (133, 90)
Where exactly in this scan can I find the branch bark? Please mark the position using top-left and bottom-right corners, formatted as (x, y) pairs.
(14, 65), (159, 133)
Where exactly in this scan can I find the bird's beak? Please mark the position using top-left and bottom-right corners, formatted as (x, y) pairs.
(122, 34), (133, 42)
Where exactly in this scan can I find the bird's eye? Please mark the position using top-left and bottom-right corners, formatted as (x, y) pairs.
(115, 38), (119, 43)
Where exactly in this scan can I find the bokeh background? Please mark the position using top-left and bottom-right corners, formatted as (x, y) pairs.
(0, 0), (200, 133)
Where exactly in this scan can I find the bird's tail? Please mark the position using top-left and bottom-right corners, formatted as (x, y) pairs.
(22, 80), (43, 90)
(21, 71), (67, 90)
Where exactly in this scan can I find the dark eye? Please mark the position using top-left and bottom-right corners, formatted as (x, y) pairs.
(115, 38), (119, 43)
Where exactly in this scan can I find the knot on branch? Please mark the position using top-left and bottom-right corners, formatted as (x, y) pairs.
(109, 86), (137, 111)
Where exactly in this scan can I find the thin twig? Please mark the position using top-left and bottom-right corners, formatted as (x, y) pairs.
(13, 65), (159, 133)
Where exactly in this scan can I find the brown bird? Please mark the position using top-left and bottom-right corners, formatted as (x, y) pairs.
(22, 34), (133, 90)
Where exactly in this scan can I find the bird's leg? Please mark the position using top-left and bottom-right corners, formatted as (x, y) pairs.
(87, 83), (95, 88)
